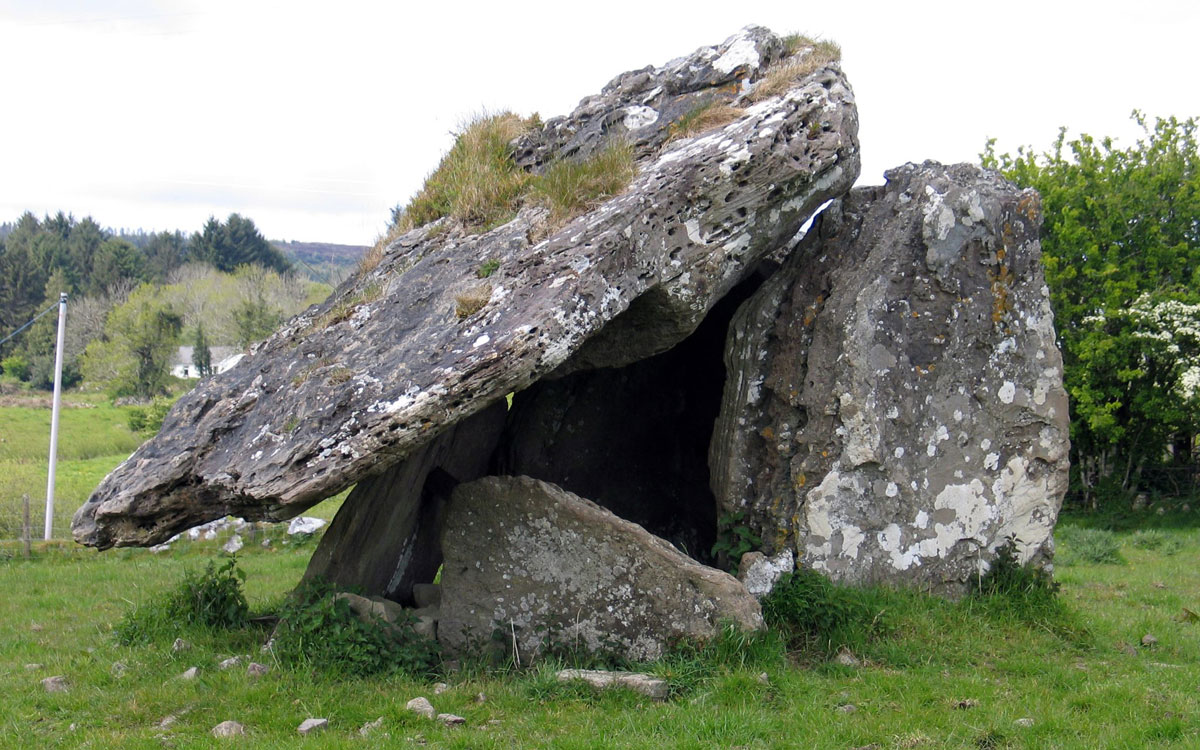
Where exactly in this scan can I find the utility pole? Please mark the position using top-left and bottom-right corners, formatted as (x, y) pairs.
(44, 292), (67, 541)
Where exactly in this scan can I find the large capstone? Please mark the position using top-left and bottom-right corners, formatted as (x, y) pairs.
(710, 162), (1069, 593)
(72, 26), (860, 550)
(438, 475), (764, 662)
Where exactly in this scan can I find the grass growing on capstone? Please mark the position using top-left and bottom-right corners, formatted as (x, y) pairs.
(2, 513), (1199, 747)
(745, 33), (842, 104)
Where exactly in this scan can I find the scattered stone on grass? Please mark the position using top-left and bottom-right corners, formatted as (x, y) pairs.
(42, 675), (68, 693)
(160, 715), (178, 729)
(433, 682), (449, 695)
(836, 703), (858, 714)
(218, 656), (243, 670)
(288, 516), (327, 535)
(1141, 633), (1158, 647)
(297, 718), (328, 735)
(30, 623), (43, 632)
(475, 693), (487, 704)
(24, 663), (42, 670)
(555, 669), (668, 699)
(757, 672), (770, 685)
(1014, 718), (1035, 728)
(211, 720), (245, 737)
(834, 650), (861, 667)
(246, 662), (269, 678)
(180, 667), (199, 680)
(437, 714), (466, 726)
(359, 717), (384, 736)
(953, 699), (980, 709)
(406, 697), (435, 718)
(1117, 641), (1138, 656)
(111, 661), (127, 677)
(172, 638), (191, 653)
(222, 534), (243, 554)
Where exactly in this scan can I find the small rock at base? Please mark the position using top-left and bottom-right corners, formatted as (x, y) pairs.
(180, 667), (199, 680)
(211, 720), (246, 737)
(172, 638), (191, 653)
(218, 656), (242, 670)
(24, 663), (43, 671)
(297, 718), (328, 735)
(433, 682), (450, 695)
(475, 692), (487, 704)
(836, 703), (858, 714)
(556, 669), (668, 699)
(160, 715), (178, 729)
(1014, 718), (1035, 728)
(406, 697), (435, 718)
(438, 714), (466, 726)
(246, 662), (269, 678)
(359, 717), (384, 736)
(42, 675), (68, 693)
(1141, 633), (1158, 647)
(834, 650), (861, 667)
(222, 534), (243, 554)
(757, 672), (770, 685)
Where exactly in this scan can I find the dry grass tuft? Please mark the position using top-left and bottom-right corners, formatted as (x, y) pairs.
(666, 101), (744, 144)
(398, 112), (535, 233)
(454, 283), (493, 319)
(745, 35), (841, 103)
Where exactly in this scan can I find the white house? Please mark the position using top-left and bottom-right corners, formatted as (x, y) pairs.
(171, 346), (245, 379)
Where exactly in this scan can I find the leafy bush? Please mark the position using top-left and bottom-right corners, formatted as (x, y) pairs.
(761, 567), (882, 657)
(1, 354), (31, 382)
(1055, 525), (1126, 565)
(974, 540), (1059, 603)
(270, 579), (439, 678)
(115, 557), (249, 644)
(126, 397), (171, 434)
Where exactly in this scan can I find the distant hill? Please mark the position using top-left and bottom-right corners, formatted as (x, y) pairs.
(271, 240), (368, 284)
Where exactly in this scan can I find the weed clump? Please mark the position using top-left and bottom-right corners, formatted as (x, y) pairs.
(270, 579), (439, 678)
(710, 511), (761, 573)
(455, 283), (493, 319)
(1055, 525), (1126, 565)
(530, 141), (637, 226)
(1130, 528), (1184, 555)
(399, 112), (536, 233)
(761, 567), (883, 658)
(115, 557), (249, 644)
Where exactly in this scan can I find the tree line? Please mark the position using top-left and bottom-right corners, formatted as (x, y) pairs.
(985, 112), (1199, 508)
(0, 213), (324, 398)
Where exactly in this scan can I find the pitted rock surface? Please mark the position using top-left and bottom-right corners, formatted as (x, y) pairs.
(438, 476), (763, 661)
(710, 162), (1069, 593)
(72, 27), (860, 549)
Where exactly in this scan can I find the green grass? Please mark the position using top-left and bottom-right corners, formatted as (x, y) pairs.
(0, 400), (348, 539)
(1, 514), (1198, 747)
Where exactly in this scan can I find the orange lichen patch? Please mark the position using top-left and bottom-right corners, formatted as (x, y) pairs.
(760, 426), (776, 441)
(989, 265), (1015, 324)
(1016, 192), (1040, 222)
(794, 473), (807, 488)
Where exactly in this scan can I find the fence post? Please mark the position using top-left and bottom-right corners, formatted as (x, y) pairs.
(22, 493), (31, 558)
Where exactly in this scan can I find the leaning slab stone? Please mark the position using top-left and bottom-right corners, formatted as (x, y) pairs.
(556, 669), (669, 699)
(710, 162), (1069, 592)
(72, 26), (859, 550)
(439, 476), (763, 662)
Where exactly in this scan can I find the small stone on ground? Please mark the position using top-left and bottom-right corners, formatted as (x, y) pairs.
(172, 638), (190, 652)
(836, 703), (858, 714)
(359, 717), (384, 736)
(1014, 718), (1035, 727)
(246, 662), (269, 678)
(181, 667), (199, 680)
(24, 663), (43, 670)
(1141, 633), (1158, 647)
(211, 720), (245, 737)
(438, 714), (466, 726)
(297, 718), (328, 735)
(218, 656), (242, 670)
(433, 682), (450, 694)
(556, 669), (668, 699)
(406, 697), (435, 718)
(42, 675), (68, 693)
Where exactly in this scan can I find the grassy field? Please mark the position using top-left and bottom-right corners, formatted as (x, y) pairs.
(1, 514), (1197, 749)
(0, 397), (345, 539)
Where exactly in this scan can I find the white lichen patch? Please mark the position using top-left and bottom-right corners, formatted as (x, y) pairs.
(712, 28), (762, 74)
(622, 105), (659, 130)
(997, 381), (1016, 404)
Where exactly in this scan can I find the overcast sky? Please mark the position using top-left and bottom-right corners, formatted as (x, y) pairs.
(1, 1), (1196, 245)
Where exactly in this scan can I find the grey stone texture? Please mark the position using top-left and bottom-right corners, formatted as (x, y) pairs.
(710, 162), (1069, 593)
(439, 476), (764, 662)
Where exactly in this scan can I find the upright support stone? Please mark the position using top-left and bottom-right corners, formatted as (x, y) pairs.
(710, 162), (1069, 593)
(303, 401), (507, 603)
